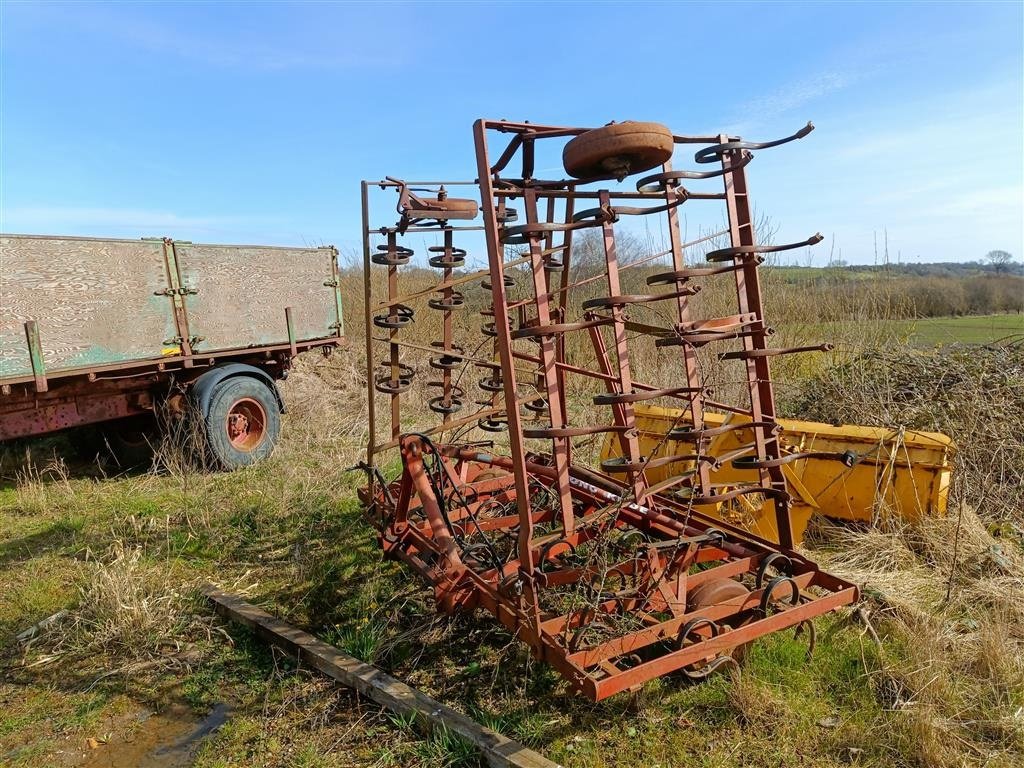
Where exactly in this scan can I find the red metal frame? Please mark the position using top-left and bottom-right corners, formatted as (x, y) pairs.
(359, 118), (856, 701)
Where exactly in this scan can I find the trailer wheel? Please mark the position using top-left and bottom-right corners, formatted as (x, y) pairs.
(203, 376), (281, 470)
(103, 415), (157, 469)
(75, 415), (156, 469)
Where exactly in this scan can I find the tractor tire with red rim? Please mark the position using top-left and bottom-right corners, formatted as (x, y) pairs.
(203, 376), (280, 470)
(563, 121), (675, 180)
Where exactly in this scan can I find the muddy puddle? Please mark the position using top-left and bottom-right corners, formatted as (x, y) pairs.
(61, 702), (230, 767)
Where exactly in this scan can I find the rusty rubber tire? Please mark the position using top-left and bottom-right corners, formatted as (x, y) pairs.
(689, 577), (749, 607)
(409, 196), (479, 220)
(563, 121), (674, 180)
(203, 376), (280, 470)
(687, 577), (753, 664)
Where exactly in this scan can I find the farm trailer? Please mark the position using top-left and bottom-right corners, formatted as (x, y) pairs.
(0, 234), (345, 469)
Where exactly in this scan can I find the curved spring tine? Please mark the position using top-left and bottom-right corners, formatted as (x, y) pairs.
(694, 121), (814, 164)
(706, 233), (823, 262)
(794, 619), (816, 661)
(636, 151), (754, 190)
(732, 449), (858, 470)
(681, 653), (740, 681)
(758, 575), (801, 617)
(755, 553), (793, 590)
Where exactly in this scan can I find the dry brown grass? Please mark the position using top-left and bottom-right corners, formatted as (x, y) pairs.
(66, 541), (194, 659)
(790, 342), (1024, 525)
(806, 511), (1024, 766)
(788, 340), (1024, 765)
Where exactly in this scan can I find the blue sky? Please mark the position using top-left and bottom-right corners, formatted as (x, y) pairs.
(1, 1), (1021, 265)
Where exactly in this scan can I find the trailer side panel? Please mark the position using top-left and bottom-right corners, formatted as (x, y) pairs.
(0, 235), (177, 379)
(175, 243), (339, 352)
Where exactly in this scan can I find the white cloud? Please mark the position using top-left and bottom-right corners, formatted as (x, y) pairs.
(745, 72), (851, 116)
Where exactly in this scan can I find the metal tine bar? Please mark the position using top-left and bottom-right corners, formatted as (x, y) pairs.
(370, 336), (537, 366)
(600, 452), (717, 474)
(658, 328), (768, 348)
(668, 420), (781, 442)
(592, 385), (706, 405)
(375, 225), (486, 234)
(638, 468), (706, 500)
(361, 181), (377, 471)
(436, 228), (458, 421)
(720, 138), (794, 547)
(373, 178), (480, 188)
(477, 120), (543, 603)
(522, 185), (576, 536)
(373, 254), (535, 310)
(510, 316), (612, 340)
(370, 394), (540, 454)
(595, 189), (647, 500)
(705, 233), (823, 263)
(479, 283), (506, 433)
(655, 313), (767, 348)
(385, 232), (403, 438)
(635, 151), (754, 191)
(553, 190), (576, 465)
(646, 258), (763, 285)
(694, 121), (815, 165)
(581, 286), (700, 310)
(493, 188), (726, 201)
(659, 158), (713, 500)
(553, 228), (729, 301)
(704, 399), (755, 417)
(720, 343), (832, 360)
(674, 483), (788, 504)
(675, 313), (759, 332)
(523, 424), (636, 439)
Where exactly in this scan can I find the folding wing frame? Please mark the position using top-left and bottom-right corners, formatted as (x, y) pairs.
(358, 119), (858, 701)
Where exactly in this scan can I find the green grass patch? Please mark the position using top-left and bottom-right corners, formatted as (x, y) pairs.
(906, 313), (1024, 345)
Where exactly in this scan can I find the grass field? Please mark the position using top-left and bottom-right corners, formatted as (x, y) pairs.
(1, 315), (1022, 767)
(771, 313), (1024, 356)
(903, 313), (1024, 345)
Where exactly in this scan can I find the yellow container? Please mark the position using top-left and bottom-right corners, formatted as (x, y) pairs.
(600, 405), (954, 544)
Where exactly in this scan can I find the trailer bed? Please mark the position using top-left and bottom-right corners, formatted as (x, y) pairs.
(0, 234), (343, 386)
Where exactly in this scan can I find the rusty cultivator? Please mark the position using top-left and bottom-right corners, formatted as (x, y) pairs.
(358, 119), (859, 701)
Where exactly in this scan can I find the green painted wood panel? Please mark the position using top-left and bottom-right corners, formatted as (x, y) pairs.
(175, 243), (338, 353)
(0, 235), (177, 378)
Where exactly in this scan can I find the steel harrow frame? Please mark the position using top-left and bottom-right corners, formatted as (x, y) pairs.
(358, 118), (860, 701)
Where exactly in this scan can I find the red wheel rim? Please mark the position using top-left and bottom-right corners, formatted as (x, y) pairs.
(225, 397), (267, 452)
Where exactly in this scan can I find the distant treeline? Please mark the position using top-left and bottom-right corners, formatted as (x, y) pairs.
(769, 271), (1023, 318)
(789, 260), (1024, 278)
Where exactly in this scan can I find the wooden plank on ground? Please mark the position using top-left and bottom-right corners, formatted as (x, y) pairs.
(200, 584), (562, 768)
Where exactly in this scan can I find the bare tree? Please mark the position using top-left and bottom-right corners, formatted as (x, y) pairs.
(984, 250), (1014, 273)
